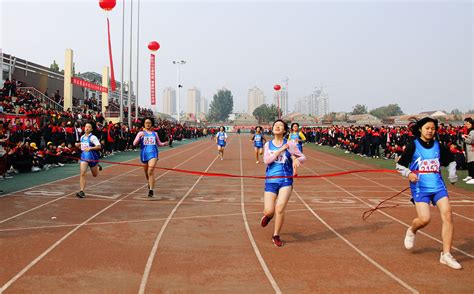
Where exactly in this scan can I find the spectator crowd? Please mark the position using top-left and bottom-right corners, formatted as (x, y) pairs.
(0, 79), (207, 180)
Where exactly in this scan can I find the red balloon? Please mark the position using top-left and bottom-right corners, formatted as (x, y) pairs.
(148, 41), (160, 52)
(274, 84), (281, 91)
(99, 0), (116, 11)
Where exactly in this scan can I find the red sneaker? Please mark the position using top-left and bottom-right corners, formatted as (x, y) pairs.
(272, 235), (284, 247)
(260, 215), (272, 227)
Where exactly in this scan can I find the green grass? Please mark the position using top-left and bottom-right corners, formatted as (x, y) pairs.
(306, 144), (474, 192)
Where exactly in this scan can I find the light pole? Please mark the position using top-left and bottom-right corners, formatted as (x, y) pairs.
(274, 84), (281, 119)
(135, 0), (140, 122)
(172, 60), (186, 123)
(119, 0), (125, 123)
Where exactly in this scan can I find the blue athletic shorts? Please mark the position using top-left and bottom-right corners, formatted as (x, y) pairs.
(411, 189), (448, 206)
(264, 181), (293, 194)
(80, 159), (98, 168)
(218, 142), (226, 147)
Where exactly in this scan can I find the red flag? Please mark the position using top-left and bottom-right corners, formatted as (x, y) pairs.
(107, 17), (116, 91)
(150, 53), (156, 105)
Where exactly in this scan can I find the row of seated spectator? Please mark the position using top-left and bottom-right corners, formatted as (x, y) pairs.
(0, 111), (207, 178)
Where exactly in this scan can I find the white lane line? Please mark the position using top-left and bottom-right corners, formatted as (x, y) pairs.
(239, 137), (281, 293)
(0, 139), (200, 198)
(310, 147), (474, 199)
(293, 189), (419, 294)
(453, 212), (474, 222)
(0, 140), (206, 225)
(0, 167), (139, 225)
(302, 152), (474, 259)
(0, 182), (151, 292)
(0, 208), (314, 233)
(138, 156), (220, 294)
(0, 142), (214, 292)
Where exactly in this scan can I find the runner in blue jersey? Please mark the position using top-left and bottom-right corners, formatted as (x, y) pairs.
(260, 119), (306, 247)
(288, 122), (306, 152)
(251, 126), (266, 164)
(133, 118), (168, 197)
(215, 126), (227, 160)
(76, 122), (102, 198)
(396, 117), (461, 269)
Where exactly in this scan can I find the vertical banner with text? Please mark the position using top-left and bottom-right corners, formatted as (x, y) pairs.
(150, 53), (156, 105)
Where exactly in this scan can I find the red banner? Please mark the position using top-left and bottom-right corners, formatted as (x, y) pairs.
(107, 17), (117, 91)
(0, 114), (41, 126)
(150, 53), (156, 105)
(71, 77), (108, 93)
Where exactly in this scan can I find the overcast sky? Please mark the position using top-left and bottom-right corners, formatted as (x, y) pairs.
(1, 0), (472, 114)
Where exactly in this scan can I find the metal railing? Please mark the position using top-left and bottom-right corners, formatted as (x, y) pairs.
(2, 53), (64, 81)
(17, 87), (64, 112)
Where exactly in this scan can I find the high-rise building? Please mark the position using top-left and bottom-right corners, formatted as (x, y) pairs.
(162, 87), (176, 115)
(200, 97), (209, 114)
(187, 87), (201, 115)
(295, 95), (311, 114)
(294, 87), (329, 117)
(274, 87), (288, 116)
(247, 86), (266, 114)
(317, 93), (329, 116)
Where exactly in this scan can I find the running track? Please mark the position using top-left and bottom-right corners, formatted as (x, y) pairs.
(0, 134), (473, 293)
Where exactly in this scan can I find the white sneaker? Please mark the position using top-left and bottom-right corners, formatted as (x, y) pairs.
(31, 167), (41, 172)
(256, 161), (259, 164)
(440, 252), (462, 269)
(404, 228), (415, 249)
(466, 179), (474, 184)
(462, 176), (472, 182)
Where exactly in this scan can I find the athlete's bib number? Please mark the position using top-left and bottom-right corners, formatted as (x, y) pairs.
(143, 137), (156, 145)
(81, 143), (89, 151)
(271, 151), (287, 163)
(419, 159), (440, 172)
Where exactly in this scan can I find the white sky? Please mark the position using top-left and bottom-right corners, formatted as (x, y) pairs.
(1, 0), (473, 114)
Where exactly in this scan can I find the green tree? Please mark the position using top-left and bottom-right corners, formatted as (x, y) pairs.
(369, 104), (404, 119)
(450, 108), (462, 115)
(50, 60), (60, 72)
(253, 104), (279, 124)
(207, 89), (234, 122)
(351, 104), (368, 115)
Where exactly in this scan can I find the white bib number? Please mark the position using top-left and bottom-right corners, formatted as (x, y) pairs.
(419, 158), (440, 172)
(81, 143), (89, 151)
(143, 136), (156, 145)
